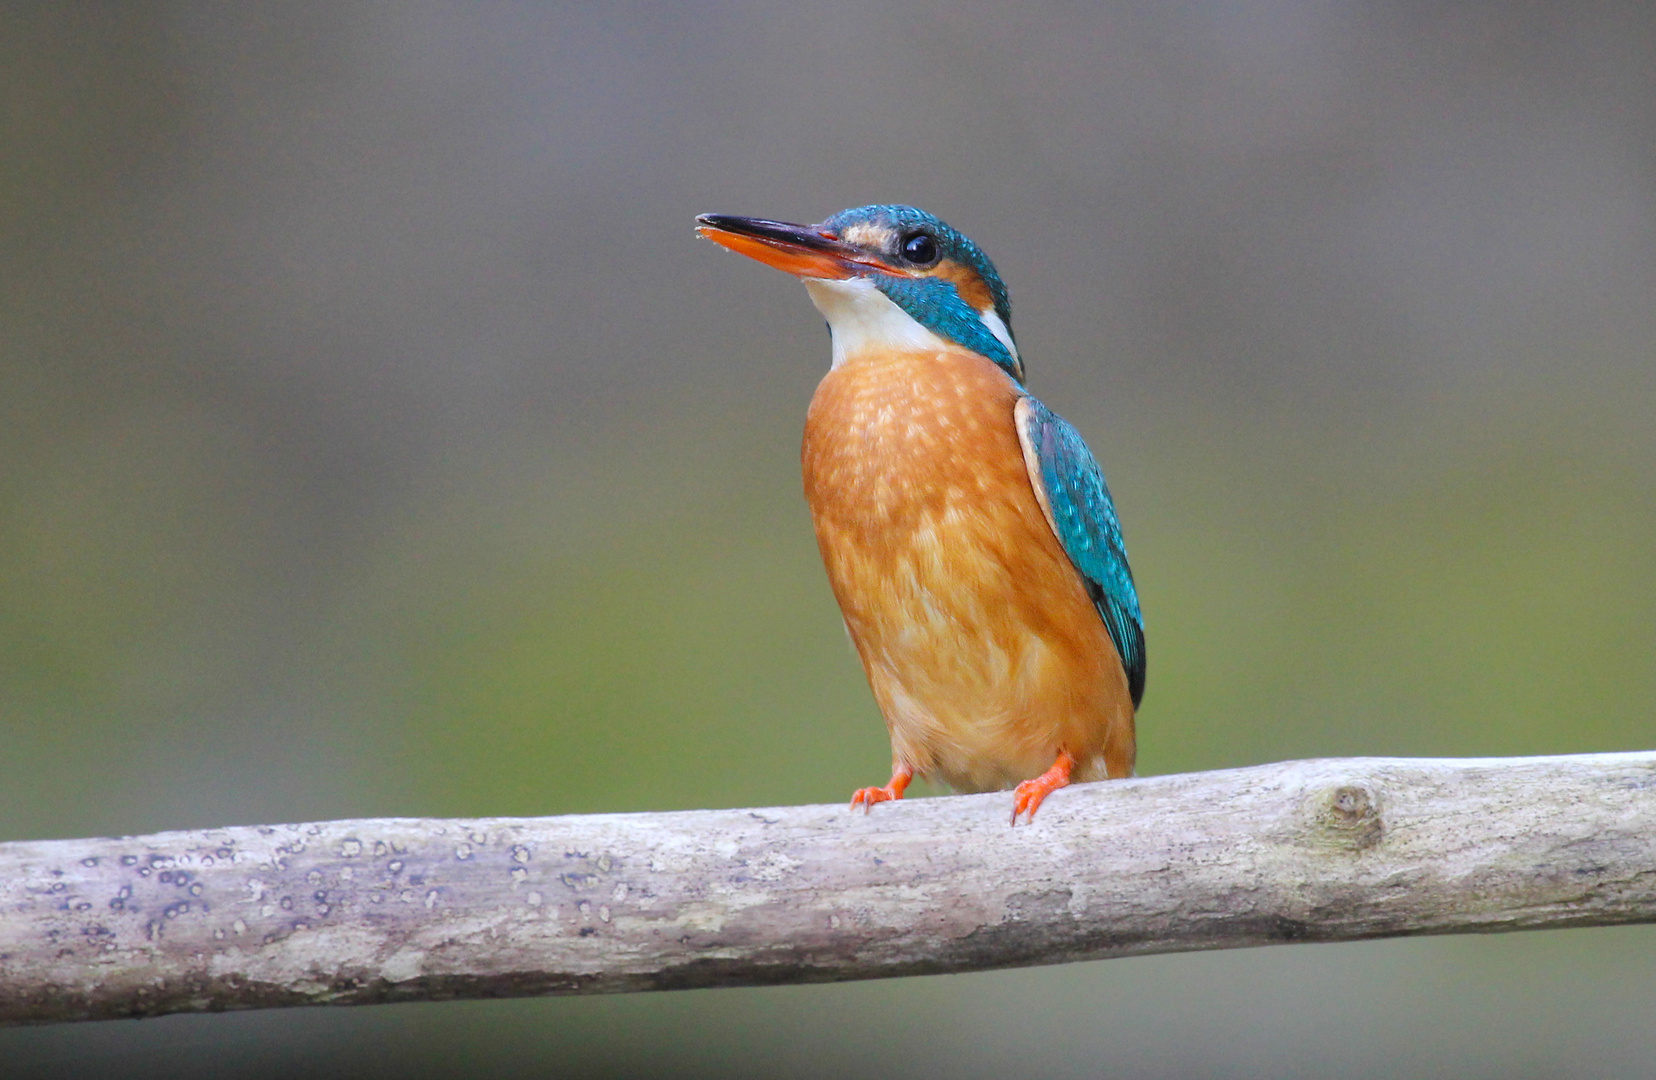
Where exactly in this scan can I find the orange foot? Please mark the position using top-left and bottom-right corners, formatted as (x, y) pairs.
(850, 765), (913, 813)
(1011, 750), (1077, 825)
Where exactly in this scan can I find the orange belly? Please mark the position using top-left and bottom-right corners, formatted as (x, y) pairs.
(802, 347), (1135, 792)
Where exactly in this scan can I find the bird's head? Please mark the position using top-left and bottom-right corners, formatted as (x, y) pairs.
(697, 205), (1023, 382)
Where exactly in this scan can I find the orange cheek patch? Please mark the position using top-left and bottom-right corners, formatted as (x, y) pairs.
(697, 227), (858, 280)
(934, 259), (995, 312)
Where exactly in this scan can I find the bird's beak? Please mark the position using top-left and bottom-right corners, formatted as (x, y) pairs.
(696, 214), (879, 280)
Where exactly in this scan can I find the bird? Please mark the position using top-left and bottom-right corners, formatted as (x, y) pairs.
(696, 205), (1143, 823)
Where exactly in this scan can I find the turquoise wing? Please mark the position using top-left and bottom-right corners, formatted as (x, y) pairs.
(1017, 396), (1145, 707)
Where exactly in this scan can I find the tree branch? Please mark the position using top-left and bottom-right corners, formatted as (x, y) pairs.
(3, 752), (1654, 1026)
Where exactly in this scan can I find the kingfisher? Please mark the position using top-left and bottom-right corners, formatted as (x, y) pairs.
(696, 205), (1144, 823)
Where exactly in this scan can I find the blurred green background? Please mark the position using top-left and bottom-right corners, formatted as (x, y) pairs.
(4, 4), (1655, 1077)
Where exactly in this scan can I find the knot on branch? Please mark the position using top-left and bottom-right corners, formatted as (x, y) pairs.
(1306, 781), (1384, 852)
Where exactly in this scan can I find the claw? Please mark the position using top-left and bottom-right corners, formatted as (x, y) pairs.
(849, 765), (913, 813)
(1010, 749), (1077, 825)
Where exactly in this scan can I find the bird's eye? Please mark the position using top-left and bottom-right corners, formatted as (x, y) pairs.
(900, 232), (939, 266)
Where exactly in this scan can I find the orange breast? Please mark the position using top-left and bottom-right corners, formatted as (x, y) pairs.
(802, 347), (1135, 792)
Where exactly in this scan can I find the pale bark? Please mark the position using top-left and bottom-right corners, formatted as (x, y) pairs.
(2, 752), (1653, 1026)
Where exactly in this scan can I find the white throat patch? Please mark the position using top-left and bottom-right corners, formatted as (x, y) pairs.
(802, 277), (952, 369)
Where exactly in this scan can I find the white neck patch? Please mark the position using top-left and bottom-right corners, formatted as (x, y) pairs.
(802, 277), (953, 369)
(978, 307), (1020, 368)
